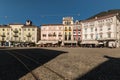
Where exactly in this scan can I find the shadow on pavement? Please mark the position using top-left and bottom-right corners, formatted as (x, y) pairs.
(0, 48), (67, 80)
(76, 55), (120, 80)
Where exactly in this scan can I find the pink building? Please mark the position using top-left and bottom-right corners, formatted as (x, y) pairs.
(39, 24), (63, 46)
(73, 20), (82, 46)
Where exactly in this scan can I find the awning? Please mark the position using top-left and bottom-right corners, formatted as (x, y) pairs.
(37, 41), (58, 44)
(63, 41), (77, 43)
(81, 40), (98, 44)
(98, 42), (104, 44)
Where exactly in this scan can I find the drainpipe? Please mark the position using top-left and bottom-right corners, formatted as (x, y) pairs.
(116, 13), (120, 48)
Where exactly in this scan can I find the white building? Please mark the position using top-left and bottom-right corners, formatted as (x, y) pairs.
(81, 13), (120, 47)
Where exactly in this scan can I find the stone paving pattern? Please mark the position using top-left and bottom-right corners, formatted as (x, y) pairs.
(19, 48), (120, 80)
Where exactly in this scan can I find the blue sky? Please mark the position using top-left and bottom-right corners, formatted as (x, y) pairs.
(0, 0), (120, 26)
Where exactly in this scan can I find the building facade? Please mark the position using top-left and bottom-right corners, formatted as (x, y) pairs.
(39, 24), (64, 46)
(39, 17), (82, 47)
(73, 20), (82, 46)
(0, 20), (40, 47)
(63, 17), (78, 46)
(0, 25), (10, 46)
(81, 13), (120, 47)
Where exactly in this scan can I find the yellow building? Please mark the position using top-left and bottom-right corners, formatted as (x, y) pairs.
(0, 20), (40, 47)
(62, 17), (77, 46)
(0, 25), (10, 46)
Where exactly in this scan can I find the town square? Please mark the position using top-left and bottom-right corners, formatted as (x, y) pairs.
(0, 0), (120, 80)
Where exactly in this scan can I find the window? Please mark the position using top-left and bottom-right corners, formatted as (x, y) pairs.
(24, 37), (26, 40)
(74, 37), (76, 40)
(108, 33), (111, 38)
(19, 37), (21, 41)
(65, 32), (67, 35)
(2, 29), (5, 31)
(91, 27), (93, 32)
(32, 37), (34, 40)
(65, 21), (71, 25)
(68, 35), (71, 40)
(28, 28), (30, 31)
(108, 27), (111, 30)
(106, 22), (111, 26)
(7, 37), (9, 40)
(73, 31), (76, 34)
(53, 32), (56, 37)
(95, 28), (97, 31)
(78, 37), (80, 41)
(69, 27), (71, 31)
(100, 27), (102, 31)
(11, 37), (13, 41)
(100, 34), (102, 39)
(7, 33), (9, 35)
(91, 35), (93, 39)
(58, 32), (62, 37)
(32, 28), (34, 31)
(43, 34), (46, 37)
(85, 35), (87, 39)
(24, 29), (26, 31)
(68, 32), (71, 40)
(69, 32), (71, 35)
(59, 27), (61, 30)
(78, 31), (80, 34)
(19, 29), (21, 31)
(73, 27), (76, 30)
(85, 28), (87, 33)
(65, 35), (67, 40)
(43, 28), (45, 30)
(65, 27), (67, 31)
(78, 26), (80, 29)
(48, 33), (52, 37)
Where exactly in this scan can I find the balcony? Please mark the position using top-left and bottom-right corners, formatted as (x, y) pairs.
(65, 29), (67, 31)
(13, 29), (18, 33)
(26, 33), (32, 37)
(42, 34), (46, 37)
(53, 33), (56, 37)
(1, 34), (6, 37)
(13, 34), (18, 37)
(48, 34), (52, 37)
(58, 34), (62, 37)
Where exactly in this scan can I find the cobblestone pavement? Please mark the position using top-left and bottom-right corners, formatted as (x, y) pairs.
(1, 47), (120, 80)
(19, 47), (120, 80)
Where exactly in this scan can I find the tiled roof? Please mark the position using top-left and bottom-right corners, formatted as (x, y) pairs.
(0, 25), (10, 28)
(22, 25), (38, 28)
(87, 9), (120, 19)
(81, 13), (117, 23)
(9, 23), (23, 25)
(41, 24), (63, 26)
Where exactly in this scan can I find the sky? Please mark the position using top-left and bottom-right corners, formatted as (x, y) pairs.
(0, 0), (120, 26)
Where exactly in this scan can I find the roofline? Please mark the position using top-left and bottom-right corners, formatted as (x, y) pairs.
(81, 13), (118, 23)
(41, 24), (63, 26)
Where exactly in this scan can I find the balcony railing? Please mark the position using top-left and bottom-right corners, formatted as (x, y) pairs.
(26, 33), (32, 37)
(13, 29), (18, 33)
(48, 34), (52, 37)
(53, 33), (56, 37)
(1, 34), (6, 37)
(58, 34), (62, 37)
(13, 34), (18, 37)
(65, 29), (67, 31)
